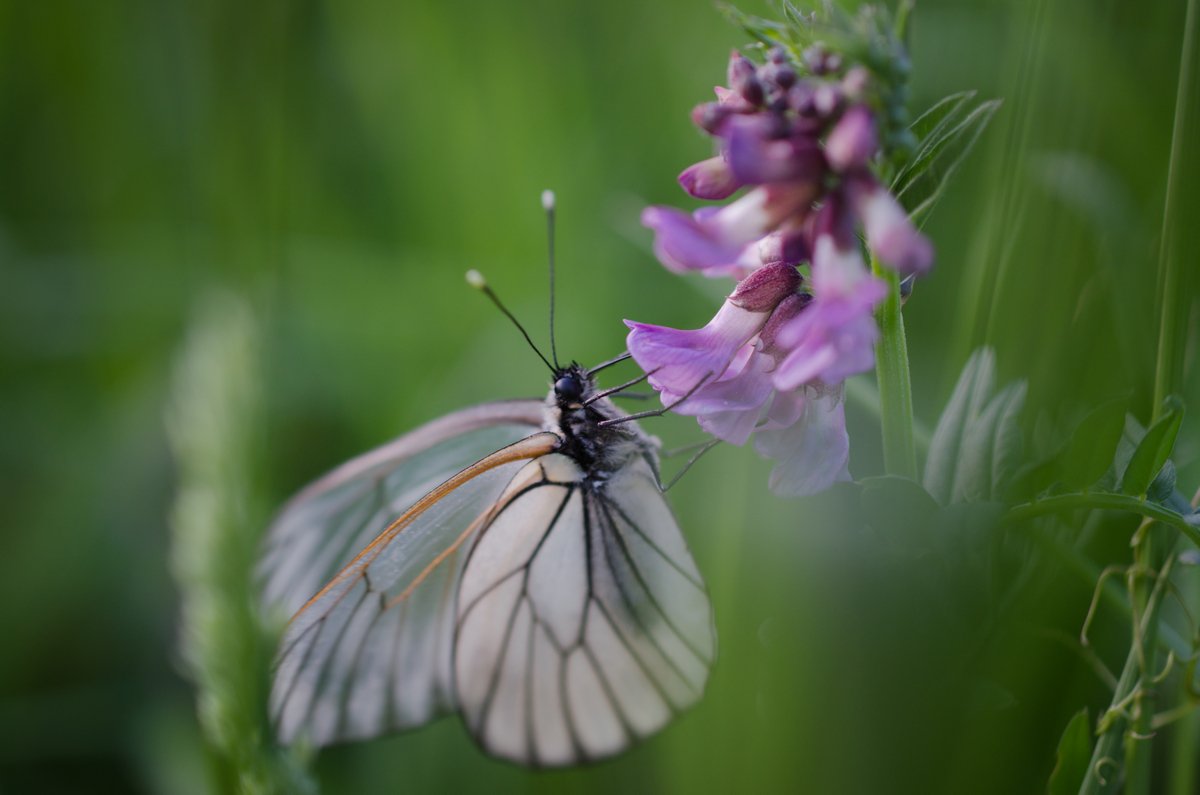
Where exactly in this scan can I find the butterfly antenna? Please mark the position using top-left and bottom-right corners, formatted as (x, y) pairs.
(465, 269), (555, 373)
(542, 189), (560, 369)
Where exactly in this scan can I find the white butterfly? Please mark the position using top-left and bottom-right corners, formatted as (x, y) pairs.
(258, 358), (717, 766)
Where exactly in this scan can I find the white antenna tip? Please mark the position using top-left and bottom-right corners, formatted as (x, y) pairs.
(541, 189), (555, 211)
(465, 269), (486, 289)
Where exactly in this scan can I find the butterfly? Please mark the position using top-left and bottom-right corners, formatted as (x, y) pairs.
(258, 258), (717, 766)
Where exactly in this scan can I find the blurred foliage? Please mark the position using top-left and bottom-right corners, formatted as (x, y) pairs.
(1, 0), (1197, 793)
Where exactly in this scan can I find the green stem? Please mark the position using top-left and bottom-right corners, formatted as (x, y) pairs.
(1005, 493), (1200, 548)
(1124, 529), (1158, 793)
(1081, 554), (1177, 795)
(1156, 0), (1198, 787)
(871, 257), (918, 479)
(1032, 532), (1189, 660)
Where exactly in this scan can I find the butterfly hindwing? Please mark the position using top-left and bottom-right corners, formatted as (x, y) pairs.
(453, 454), (715, 766)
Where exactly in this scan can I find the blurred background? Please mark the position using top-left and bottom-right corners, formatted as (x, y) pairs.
(1, 0), (1197, 792)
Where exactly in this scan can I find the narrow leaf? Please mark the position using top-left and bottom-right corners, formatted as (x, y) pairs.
(1147, 459), (1177, 504)
(1047, 709), (1091, 795)
(924, 348), (995, 504)
(1119, 397), (1184, 496)
(1059, 397), (1127, 490)
(898, 99), (1002, 225)
(892, 90), (975, 188)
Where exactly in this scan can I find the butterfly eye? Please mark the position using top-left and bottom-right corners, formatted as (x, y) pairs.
(554, 375), (583, 401)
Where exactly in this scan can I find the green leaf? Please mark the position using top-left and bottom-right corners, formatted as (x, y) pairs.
(1059, 397), (1127, 490)
(717, 3), (793, 49)
(859, 475), (940, 554)
(1147, 459), (1177, 504)
(895, 98), (1001, 224)
(924, 348), (995, 505)
(902, 91), (976, 165)
(1047, 709), (1091, 795)
(1119, 397), (1184, 497)
(954, 381), (1027, 503)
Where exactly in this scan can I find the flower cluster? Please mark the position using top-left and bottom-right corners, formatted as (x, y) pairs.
(627, 45), (932, 496)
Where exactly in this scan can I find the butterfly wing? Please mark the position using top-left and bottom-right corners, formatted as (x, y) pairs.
(261, 400), (554, 746)
(260, 399), (544, 618)
(454, 453), (716, 766)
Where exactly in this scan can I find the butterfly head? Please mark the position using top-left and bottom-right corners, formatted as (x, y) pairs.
(552, 365), (587, 407)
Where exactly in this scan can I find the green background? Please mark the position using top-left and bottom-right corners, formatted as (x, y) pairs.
(2, 0), (1197, 792)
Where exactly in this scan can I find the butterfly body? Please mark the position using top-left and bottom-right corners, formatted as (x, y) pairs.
(261, 361), (714, 766)
(543, 363), (654, 485)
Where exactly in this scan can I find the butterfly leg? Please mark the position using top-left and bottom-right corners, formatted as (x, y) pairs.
(642, 439), (721, 492)
(596, 372), (713, 428)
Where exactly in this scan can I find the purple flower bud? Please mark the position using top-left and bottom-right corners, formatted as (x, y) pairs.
(758, 61), (797, 91)
(758, 293), (811, 354)
(825, 105), (878, 172)
(767, 46), (789, 64)
(803, 46), (841, 76)
(812, 188), (857, 250)
(727, 50), (757, 88)
(812, 83), (842, 118)
(727, 51), (764, 106)
(841, 66), (871, 100)
(848, 177), (934, 275)
(678, 156), (743, 200)
(728, 261), (802, 311)
(692, 101), (733, 134)
(757, 227), (811, 266)
(723, 115), (827, 185)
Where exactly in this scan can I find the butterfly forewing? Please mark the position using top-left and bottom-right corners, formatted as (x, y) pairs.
(261, 401), (543, 618)
(453, 454), (715, 766)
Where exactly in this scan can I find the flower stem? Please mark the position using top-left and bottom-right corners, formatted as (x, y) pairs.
(871, 256), (918, 479)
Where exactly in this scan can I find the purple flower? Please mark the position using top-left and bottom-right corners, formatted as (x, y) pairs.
(642, 185), (815, 276)
(754, 391), (851, 496)
(691, 345), (776, 445)
(773, 236), (888, 390)
(848, 176), (934, 275)
(625, 262), (801, 401)
(628, 40), (937, 498)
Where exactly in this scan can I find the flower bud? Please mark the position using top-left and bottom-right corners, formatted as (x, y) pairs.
(759, 61), (797, 90)
(727, 50), (765, 106)
(841, 66), (871, 100)
(848, 177), (934, 275)
(825, 105), (878, 172)
(678, 156), (742, 200)
(692, 101), (732, 134)
(729, 261), (801, 312)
